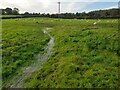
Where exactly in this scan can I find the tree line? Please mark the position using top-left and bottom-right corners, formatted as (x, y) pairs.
(1, 7), (19, 15)
(1, 7), (119, 19)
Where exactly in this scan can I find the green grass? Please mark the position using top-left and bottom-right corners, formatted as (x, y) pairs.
(2, 18), (119, 88)
(1, 15), (21, 18)
(2, 18), (50, 87)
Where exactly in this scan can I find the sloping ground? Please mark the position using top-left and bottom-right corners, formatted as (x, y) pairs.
(2, 18), (50, 87)
(9, 28), (54, 88)
(2, 18), (119, 88)
(25, 19), (119, 88)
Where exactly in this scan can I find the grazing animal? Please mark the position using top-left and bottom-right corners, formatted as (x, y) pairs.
(93, 22), (97, 25)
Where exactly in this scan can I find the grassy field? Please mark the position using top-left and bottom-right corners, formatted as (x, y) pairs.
(2, 18), (119, 88)
(2, 18), (50, 87)
(0, 15), (21, 18)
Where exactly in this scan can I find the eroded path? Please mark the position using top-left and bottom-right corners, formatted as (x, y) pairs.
(10, 28), (54, 88)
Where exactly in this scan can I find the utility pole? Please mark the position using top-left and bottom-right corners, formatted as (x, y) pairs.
(58, 2), (61, 14)
(58, 2), (61, 18)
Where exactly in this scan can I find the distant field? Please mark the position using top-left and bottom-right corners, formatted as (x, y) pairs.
(1, 15), (16, 17)
(2, 18), (119, 88)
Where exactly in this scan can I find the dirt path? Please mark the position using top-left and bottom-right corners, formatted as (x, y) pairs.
(10, 28), (54, 88)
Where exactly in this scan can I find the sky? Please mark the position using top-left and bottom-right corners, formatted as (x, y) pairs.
(0, 0), (119, 14)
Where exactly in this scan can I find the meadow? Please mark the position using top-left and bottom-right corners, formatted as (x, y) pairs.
(2, 18), (119, 88)
(2, 18), (50, 87)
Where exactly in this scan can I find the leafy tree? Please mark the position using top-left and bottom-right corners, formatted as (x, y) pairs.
(5, 8), (12, 14)
(12, 8), (19, 15)
(24, 12), (29, 15)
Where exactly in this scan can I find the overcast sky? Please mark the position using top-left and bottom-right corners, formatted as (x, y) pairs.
(1, 0), (119, 14)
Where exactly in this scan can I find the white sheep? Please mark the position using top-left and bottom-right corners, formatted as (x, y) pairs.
(93, 22), (97, 25)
